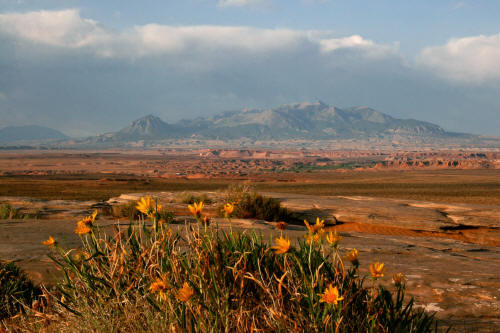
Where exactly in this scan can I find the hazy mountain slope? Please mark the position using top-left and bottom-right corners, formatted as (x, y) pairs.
(112, 115), (173, 140)
(104, 101), (468, 142)
(173, 101), (456, 140)
(0, 125), (68, 143)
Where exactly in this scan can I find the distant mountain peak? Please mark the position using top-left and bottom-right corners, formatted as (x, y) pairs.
(130, 114), (163, 125)
(116, 114), (170, 139)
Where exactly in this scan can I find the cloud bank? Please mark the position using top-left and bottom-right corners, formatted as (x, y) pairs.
(0, 9), (395, 63)
(418, 33), (500, 83)
(0, 9), (499, 136)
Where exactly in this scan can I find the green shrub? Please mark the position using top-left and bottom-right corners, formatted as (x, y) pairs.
(233, 192), (291, 221)
(0, 261), (41, 320)
(221, 184), (295, 222)
(222, 183), (253, 205)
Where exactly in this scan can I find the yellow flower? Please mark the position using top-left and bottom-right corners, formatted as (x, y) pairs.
(221, 203), (234, 217)
(319, 284), (344, 305)
(42, 236), (56, 246)
(271, 236), (291, 255)
(136, 196), (162, 218)
(370, 262), (385, 278)
(305, 228), (324, 245)
(77, 210), (98, 227)
(176, 282), (194, 302)
(393, 272), (406, 285)
(304, 217), (325, 234)
(326, 230), (342, 247)
(150, 277), (169, 300)
(345, 249), (359, 265)
(74, 211), (97, 235)
(78, 216), (93, 226)
(188, 201), (203, 218)
(150, 279), (168, 292)
(75, 221), (92, 235)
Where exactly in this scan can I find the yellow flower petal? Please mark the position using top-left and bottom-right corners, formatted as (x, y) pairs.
(370, 261), (385, 278)
(326, 230), (342, 246)
(271, 236), (291, 255)
(319, 284), (344, 305)
(136, 196), (162, 217)
(75, 221), (91, 235)
(188, 201), (203, 217)
(345, 249), (359, 264)
(177, 282), (194, 302)
(393, 272), (406, 285)
(42, 236), (56, 246)
(222, 203), (234, 216)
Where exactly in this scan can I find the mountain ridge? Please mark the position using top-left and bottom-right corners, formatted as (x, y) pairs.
(0, 125), (68, 143)
(104, 101), (462, 142)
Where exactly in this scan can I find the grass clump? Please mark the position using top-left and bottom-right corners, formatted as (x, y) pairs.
(0, 260), (41, 320)
(0, 203), (42, 220)
(177, 192), (212, 205)
(0, 203), (19, 219)
(111, 201), (141, 220)
(6, 198), (445, 332)
(221, 183), (294, 222)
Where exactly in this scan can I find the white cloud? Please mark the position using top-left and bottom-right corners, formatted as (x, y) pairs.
(133, 24), (304, 55)
(0, 9), (111, 48)
(319, 34), (397, 58)
(217, 0), (268, 8)
(0, 9), (396, 64)
(417, 33), (500, 83)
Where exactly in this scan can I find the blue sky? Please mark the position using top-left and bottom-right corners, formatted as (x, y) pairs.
(0, 0), (499, 136)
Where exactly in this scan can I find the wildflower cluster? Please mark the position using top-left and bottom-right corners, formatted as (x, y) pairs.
(304, 217), (325, 245)
(23, 196), (440, 332)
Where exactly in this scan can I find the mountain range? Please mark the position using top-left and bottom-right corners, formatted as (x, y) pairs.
(0, 102), (480, 147)
(0, 125), (68, 144)
(106, 101), (463, 141)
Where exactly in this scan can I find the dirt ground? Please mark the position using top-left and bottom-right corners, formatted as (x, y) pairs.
(1, 149), (500, 331)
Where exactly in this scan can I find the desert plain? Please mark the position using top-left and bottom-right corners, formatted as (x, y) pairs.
(1, 148), (500, 331)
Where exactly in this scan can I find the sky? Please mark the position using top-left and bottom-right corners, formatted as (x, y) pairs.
(0, 0), (499, 137)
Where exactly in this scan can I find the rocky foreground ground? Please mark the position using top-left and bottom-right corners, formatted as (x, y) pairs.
(1, 191), (499, 331)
